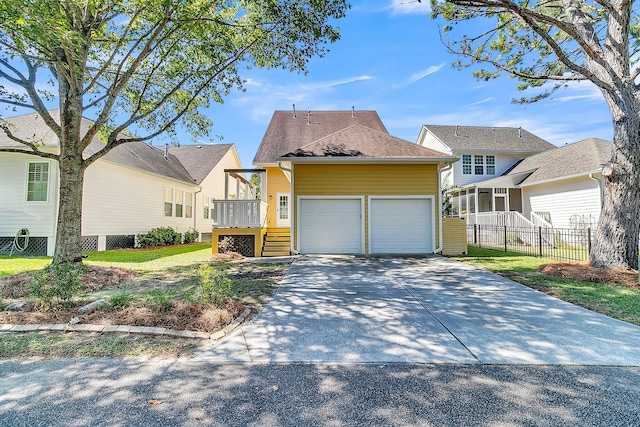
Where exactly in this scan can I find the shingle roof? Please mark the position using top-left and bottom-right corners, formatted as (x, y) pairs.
(507, 138), (612, 185)
(98, 142), (196, 184)
(253, 110), (388, 165)
(425, 125), (555, 153)
(0, 111), (232, 185)
(165, 144), (234, 184)
(280, 125), (453, 160)
(0, 110), (62, 148)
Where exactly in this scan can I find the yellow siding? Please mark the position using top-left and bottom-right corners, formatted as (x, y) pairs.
(442, 217), (467, 255)
(293, 163), (440, 253)
(265, 166), (291, 229)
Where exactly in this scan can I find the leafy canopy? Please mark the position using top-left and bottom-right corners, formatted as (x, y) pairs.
(0, 0), (348, 163)
(430, 0), (640, 103)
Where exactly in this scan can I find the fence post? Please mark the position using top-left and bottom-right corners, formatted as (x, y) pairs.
(587, 228), (592, 255)
(538, 226), (543, 257)
(504, 225), (507, 252)
(478, 225), (481, 248)
(474, 224), (477, 245)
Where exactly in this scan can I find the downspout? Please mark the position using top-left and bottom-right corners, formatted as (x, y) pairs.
(193, 186), (202, 240)
(435, 162), (452, 253)
(277, 161), (298, 254)
(589, 173), (603, 208)
(51, 161), (59, 256)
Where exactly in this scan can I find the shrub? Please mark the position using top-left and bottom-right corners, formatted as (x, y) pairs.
(144, 289), (175, 311)
(110, 292), (135, 308)
(183, 228), (199, 244)
(137, 227), (181, 248)
(29, 263), (85, 310)
(198, 263), (233, 307)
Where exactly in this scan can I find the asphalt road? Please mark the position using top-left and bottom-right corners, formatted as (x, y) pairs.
(1, 358), (640, 426)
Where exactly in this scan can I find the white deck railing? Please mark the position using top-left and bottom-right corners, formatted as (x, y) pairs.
(212, 200), (268, 228)
(531, 212), (554, 229)
(467, 211), (556, 247)
(467, 211), (535, 228)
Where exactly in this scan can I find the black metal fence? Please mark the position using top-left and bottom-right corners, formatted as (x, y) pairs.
(467, 225), (592, 262)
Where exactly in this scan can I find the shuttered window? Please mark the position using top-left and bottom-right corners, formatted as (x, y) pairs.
(27, 162), (49, 202)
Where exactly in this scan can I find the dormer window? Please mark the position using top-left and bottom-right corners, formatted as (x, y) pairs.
(486, 155), (496, 175)
(462, 154), (496, 175)
(462, 155), (472, 174)
(474, 155), (484, 175)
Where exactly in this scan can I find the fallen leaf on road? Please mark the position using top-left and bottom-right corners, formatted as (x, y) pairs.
(148, 400), (163, 405)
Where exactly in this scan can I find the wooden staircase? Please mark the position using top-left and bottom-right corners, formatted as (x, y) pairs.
(261, 229), (291, 257)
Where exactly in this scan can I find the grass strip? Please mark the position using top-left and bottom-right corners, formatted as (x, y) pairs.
(451, 247), (640, 326)
(0, 332), (198, 358)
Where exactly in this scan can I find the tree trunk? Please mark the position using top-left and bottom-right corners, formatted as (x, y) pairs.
(590, 106), (640, 270)
(52, 104), (85, 265)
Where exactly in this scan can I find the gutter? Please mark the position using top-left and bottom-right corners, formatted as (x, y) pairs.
(275, 156), (459, 164)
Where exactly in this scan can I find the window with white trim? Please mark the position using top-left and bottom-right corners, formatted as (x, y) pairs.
(26, 162), (49, 202)
(164, 188), (173, 216)
(185, 192), (193, 218)
(474, 155), (484, 175)
(175, 190), (184, 217)
(462, 155), (471, 174)
(486, 155), (496, 175)
(203, 196), (210, 219)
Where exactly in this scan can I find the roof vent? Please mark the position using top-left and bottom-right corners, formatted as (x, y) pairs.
(455, 125), (459, 137)
(164, 143), (169, 160)
(518, 127), (522, 138)
(293, 104), (296, 118)
(307, 110), (311, 125)
(352, 106), (355, 118)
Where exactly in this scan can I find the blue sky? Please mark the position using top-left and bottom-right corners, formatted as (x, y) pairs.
(200, 0), (613, 168)
(1, 0), (614, 169)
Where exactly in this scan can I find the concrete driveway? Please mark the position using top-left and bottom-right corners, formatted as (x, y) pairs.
(194, 255), (640, 365)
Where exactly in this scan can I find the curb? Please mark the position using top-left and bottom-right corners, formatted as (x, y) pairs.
(0, 308), (252, 340)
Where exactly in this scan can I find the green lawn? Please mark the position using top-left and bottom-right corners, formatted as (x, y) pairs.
(0, 243), (213, 276)
(0, 256), (51, 277)
(83, 243), (213, 271)
(451, 247), (640, 326)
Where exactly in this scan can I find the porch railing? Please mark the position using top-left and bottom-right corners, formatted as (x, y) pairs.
(466, 211), (557, 247)
(212, 200), (268, 228)
(467, 211), (534, 228)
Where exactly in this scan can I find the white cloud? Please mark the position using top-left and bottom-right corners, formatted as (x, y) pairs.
(387, 0), (431, 16)
(519, 79), (603, 104)
(231, 75), (374, 122)
(406, 64), (444, 85)
(469, 97), (494, 106)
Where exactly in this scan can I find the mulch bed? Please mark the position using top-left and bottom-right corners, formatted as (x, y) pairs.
(538, 262), (639, 288)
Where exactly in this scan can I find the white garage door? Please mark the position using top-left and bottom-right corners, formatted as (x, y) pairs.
(299, 198), (363, 254)
(369, 197), (433, 253)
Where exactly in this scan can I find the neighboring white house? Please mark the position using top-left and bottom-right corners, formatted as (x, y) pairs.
(453, 137), (611, 229)
(0, 111), (242, 256)
(416, 125), (556, 189)
(416, 124), (612, 232)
